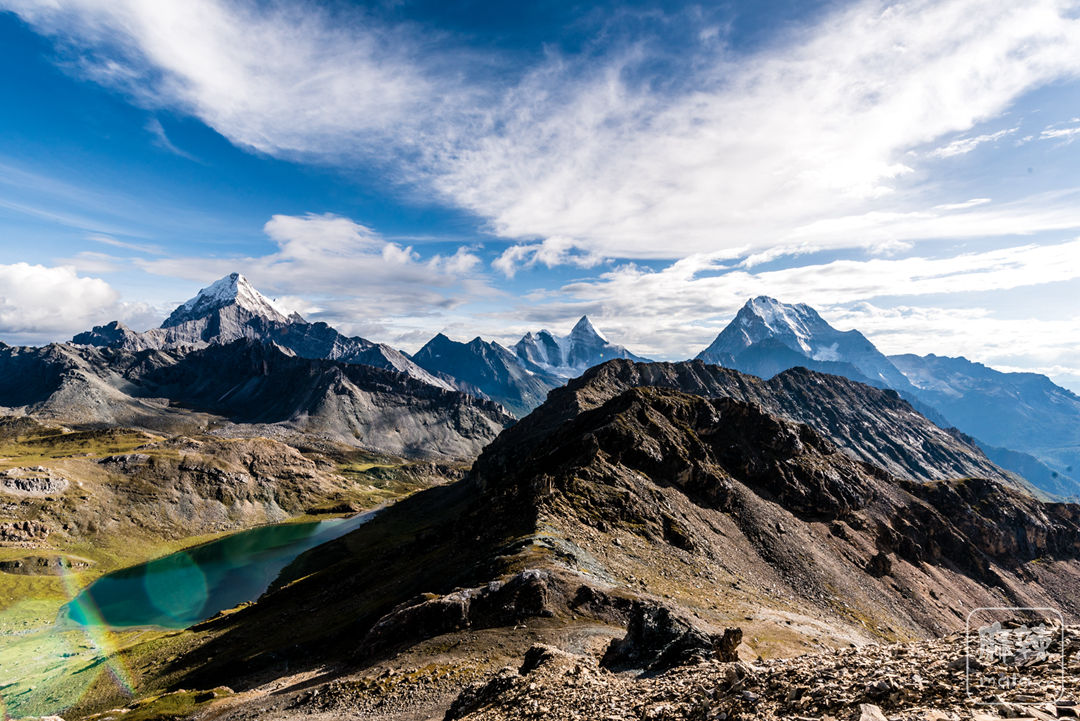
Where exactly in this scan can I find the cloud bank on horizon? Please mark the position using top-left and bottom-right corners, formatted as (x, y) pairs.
(0, 0), (1078, 390)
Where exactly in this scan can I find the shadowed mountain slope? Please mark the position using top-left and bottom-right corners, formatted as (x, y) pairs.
(484, 359), (1014, 485)
(410, 333), (563, 417)
(0, 339), (513, 459)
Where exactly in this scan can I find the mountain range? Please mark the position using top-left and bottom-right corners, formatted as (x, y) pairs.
(513, 315), (650, 377)
(73, 273), (453, 391)
(5, 272), (1077, 497)
(5, 272), (1080, 720)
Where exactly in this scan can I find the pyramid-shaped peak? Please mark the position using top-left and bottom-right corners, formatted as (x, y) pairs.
(570, 315), (607, 342)
(161, 273), (297, 328)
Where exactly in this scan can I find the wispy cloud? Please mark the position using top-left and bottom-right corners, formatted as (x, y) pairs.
(1, 0), (452, 157)
(89, 233), (164, 255)
(933, 198), (991, 211)
(144, 118), (200, 162)
(1040, 119), (1080, 142)
(431, 0), (1080, 267)
(928, 128), (1016, 158)
(8, 0), (1080, 269)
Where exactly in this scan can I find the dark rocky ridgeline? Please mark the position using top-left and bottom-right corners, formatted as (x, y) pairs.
(0, 338), (514, 459)
(474, 359), (1015, 485)
(94, 362), (1080, 721)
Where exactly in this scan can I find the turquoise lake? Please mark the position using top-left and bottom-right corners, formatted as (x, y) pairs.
(61, 510), (375, 629)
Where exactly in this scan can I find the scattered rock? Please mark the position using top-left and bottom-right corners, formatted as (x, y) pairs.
(444, 627), (1080, 721)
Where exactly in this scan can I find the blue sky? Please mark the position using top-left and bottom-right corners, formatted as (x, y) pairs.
(0, 0), (1078, 391)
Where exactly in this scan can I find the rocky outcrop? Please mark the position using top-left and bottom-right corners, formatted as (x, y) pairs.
(0, 520), (48, 543)
(602, 602), (742, 672)
(358, 570), (567, 659)
(0, 467), (69, 495)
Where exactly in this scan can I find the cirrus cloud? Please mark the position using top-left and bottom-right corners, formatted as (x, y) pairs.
(8, 0), (1080, 269)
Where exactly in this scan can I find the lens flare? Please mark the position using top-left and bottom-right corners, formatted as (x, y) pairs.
(57, 562), (136, 697)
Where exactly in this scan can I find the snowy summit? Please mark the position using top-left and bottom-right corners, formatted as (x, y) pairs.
(161, 273), (299, 328)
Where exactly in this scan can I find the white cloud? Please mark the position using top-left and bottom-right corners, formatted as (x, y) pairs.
(1040, 121), (1080, 142)
(933, 198), (991, 211)
(137, 213), (489, 327)
(0, 263), (155, 343)
(10, 0), (1080, 270)
(827, 303), (1080, 391)
(434, 0), (1080, 267)
(145, 117), (199, 161)
(492, 238), (1080, 364)
(928, 128), (1016, 158)
(492, 238), (607, 278)
(1, 0), (445, 156)
(88, 233), (163, 255)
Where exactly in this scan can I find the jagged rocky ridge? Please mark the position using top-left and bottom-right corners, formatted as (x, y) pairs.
(100, 361), (1080, 719)
(73, 273), (452, 390)
(0, 338), (513, 459)
(514, 315), (649, 378)
(481, 359), (1014, 485)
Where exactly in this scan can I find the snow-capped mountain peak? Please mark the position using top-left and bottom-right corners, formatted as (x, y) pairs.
(513, 315), (647, 378)
(161, 273), (298, 328)
(569, 315), (607, 343)
(698, 296), (913, 391)
(736, 296), (825, 355)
